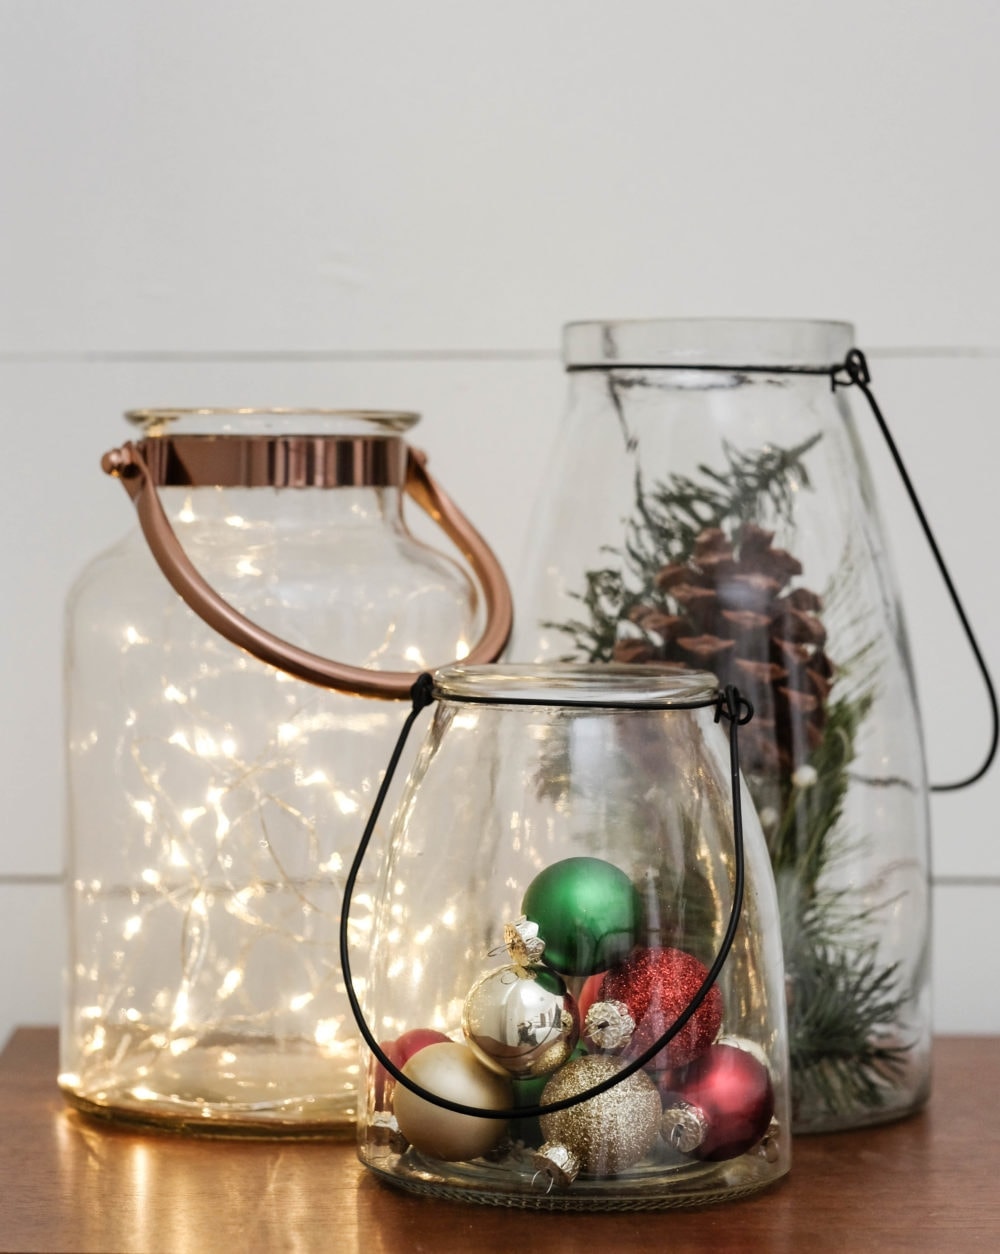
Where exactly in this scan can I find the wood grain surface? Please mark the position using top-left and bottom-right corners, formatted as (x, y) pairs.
(1, 1028), (997, 1253)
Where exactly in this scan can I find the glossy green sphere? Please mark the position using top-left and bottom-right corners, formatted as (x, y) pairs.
(521, 856), (641, 976)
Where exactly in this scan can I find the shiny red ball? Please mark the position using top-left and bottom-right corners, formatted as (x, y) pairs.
(659, 1043), (775, 1161)
(597, 946), (722, 1070)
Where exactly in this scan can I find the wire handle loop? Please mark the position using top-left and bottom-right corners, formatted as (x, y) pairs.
(339, 677), (750, 1122)
(102, 440), (513, 699)
(833, 349), (999, 790)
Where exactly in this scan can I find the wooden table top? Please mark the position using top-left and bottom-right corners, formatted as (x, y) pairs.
(2, 1028), (998, 1253)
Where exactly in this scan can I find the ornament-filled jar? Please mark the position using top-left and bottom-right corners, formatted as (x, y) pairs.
(62, 407), (511, 1136)
(512, 320), (932, 1133)
(350, 663), (790, 1209)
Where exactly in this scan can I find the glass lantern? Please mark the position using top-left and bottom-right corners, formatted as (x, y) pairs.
(61, 407), (511, 1136)
(511, 320), (935, 1132)
(351, 663), (790, 1209)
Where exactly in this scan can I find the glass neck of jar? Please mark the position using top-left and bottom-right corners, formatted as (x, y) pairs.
(562, 318), (855, 375)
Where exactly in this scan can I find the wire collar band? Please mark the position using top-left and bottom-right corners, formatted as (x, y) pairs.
(339, 676), (751, 1121)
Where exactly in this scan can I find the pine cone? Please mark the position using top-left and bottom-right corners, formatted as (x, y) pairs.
(618, 522), (833, 781)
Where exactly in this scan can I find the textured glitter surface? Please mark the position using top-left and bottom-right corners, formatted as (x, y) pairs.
(538, 1055), (662, 1177)
(594, 946), (723, 1069)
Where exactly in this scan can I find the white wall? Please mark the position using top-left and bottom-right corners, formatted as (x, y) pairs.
(2, 1), (999, 1048)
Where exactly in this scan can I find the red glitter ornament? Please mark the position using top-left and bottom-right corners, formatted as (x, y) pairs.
(584, 946), (722, 1070)
(658, 1042), (775, 1161)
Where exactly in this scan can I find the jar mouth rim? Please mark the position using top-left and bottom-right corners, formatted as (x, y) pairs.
(126, 408), (420, 434)
(432, 662), (720, 707)
(563, 318), (855, 371)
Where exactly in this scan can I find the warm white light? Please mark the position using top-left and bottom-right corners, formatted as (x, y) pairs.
(181, 806), (206, 827)
(141, 869), (161, 887)
(277, 723), (300, 745)
(225, 514), (247, 528)
(332, 789), (358, 814)
(124, 625), (148, 646)
(290, 992), (313, 1011)
(454, 637), (470, 660)
(123, 916), (143, 940)
(132, 799), (154, 823)
(404, 645), (426, 665)
(219, 968), (243, 998)
(163, 685), (188, 704)
(170, 990), (190, 1030)
(235, 557), (260, 576)
(297, 768), (329, 787)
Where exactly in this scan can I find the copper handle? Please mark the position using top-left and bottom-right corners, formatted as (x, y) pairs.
(102, 440), (513, 699)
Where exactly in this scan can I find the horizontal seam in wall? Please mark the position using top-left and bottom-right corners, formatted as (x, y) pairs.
(3, 346), (1000, 365)
(0, 349), (560, 365)
(0, 875), (64, 886)
(1, 873), (999, 887)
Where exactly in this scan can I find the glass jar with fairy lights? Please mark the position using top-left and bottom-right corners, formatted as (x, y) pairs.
(61, 407), (511, 1136)
(346, 663), (790, 1209)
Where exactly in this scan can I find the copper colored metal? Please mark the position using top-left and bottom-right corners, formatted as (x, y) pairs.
(136, 434), (407, 489)
(102, 439), (513, 699)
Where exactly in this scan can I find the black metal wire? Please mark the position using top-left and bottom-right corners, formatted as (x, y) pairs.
(338, 679), (752, 1121)
(568, 347), (997, 792)
(833, 349), (999, 791)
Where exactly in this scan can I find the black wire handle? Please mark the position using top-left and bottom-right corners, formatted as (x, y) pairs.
(338, 677), (753, 1121)
(833, 349), (999, 791)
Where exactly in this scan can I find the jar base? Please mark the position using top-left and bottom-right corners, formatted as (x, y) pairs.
(359, 1144), (788, 1211)
(61, 1086), (357, 1139)
(58, 1032), (359, 1139)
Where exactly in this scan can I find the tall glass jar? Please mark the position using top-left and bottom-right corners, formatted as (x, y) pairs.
(353, 663), (790, 1209)
(512, 320), (932, 1133)
(61, 408), (510, 1136)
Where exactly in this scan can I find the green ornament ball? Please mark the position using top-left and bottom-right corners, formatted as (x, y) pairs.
(522, 856), (641, 977)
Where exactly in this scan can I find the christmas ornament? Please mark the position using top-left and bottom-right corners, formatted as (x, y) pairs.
(392, 1042), (512, 1162)
(585, 946), (722, 1070)
(534, 1054), (662, 1186)
(374, 1027), (451, 1108)
(658, 1043), (775, 1161)
(521, 857), (641, 976)
(463, 932), (580, 1079)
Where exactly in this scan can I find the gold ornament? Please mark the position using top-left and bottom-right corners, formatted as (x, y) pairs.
(393, 1042), (512, 1162)
(534, 1054), (662, 1185)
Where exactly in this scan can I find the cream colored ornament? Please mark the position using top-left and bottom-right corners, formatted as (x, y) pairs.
(392, 1042), (512, 1162)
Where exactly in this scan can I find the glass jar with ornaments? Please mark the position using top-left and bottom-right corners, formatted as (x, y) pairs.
(344, 663), (790, 1209)
(62, 408), (511, 1136)
(512, 319), (995, 1133)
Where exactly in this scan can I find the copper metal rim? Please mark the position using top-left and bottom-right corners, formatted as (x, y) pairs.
(138, 434), (408, 488)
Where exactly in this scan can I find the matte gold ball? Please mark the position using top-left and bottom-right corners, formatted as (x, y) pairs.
(393, 1042), (512, 1162)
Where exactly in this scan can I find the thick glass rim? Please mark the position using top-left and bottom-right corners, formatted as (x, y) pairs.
(125, 408), (420, 437)
(562, 318), (855, 371)
(432, 662), (719, 707)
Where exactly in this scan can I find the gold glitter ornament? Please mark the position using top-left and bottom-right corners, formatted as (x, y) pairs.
(534, 1054), (662, 1186)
